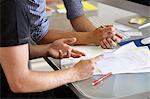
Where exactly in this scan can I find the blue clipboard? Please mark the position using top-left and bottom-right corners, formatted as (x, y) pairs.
(118, 38), (150, 49)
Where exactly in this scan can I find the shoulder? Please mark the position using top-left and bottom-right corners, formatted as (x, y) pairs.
(0, 0), (30, 47)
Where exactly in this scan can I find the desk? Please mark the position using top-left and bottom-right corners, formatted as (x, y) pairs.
(45, 1), (150, 99)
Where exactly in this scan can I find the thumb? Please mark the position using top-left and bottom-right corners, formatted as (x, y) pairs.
(63, 38), (77, 45)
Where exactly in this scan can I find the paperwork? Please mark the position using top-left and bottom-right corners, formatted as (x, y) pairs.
(96, 42), (150, 74)
(61, 42), (150, 75)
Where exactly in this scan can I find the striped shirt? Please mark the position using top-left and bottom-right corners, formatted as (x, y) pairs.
(27, 0), (84, 43)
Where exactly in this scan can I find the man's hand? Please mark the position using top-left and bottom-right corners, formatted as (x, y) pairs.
(48, 38), (85, 59)
(90, 25), (122, 49)
(71, 55), (102, 81)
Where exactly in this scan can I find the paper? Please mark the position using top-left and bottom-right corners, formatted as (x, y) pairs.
(114, 23), (133, 32)
(96, 42), (150, 74)
(56, 1), (97, 13)
(61, 46), (113, 75)
(61, 42), (150, 75)
(129, 17), (147, 25)
(122, 31), (143, 37)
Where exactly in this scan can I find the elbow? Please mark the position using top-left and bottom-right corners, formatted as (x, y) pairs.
(9, 76), (31, 93)
(9, 81), (27, 93)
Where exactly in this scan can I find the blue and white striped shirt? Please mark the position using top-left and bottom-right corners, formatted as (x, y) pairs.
(27, 0), (84, 43)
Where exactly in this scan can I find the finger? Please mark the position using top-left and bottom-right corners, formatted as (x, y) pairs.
(113, 34), (122, 42)
(72, 49), (86, 56)
(104, 27), (116, 33)
(100, 41), (107, 49)
(114, 34), (123, 41)
(107, 38), (117, 47)
(103, 39), (111, 48)
(65, 49), (72, 58)
(71, 53), (83, 58)
(59, 50), (63, 59)
(63, 38), (77, 45)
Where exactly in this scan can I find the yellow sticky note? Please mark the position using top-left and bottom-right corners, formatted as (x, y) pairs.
(56, 1), (97, 11)
(82, 1), (97, 11)
(56, 4), (65, 9)
(129, 17), (147, 25)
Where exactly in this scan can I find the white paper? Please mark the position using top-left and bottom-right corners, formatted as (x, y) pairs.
(61, 46), (113, 75)
(114, 23), (133, 32)
(123, 31), (143, 36)
(96, 42), (150, 74)
(61, 43), (150, 75)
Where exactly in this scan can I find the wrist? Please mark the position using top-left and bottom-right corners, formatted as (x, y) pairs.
(44, 44), (52, 57)
(67, 67), (80, 83)
(87, 31), (95, 44)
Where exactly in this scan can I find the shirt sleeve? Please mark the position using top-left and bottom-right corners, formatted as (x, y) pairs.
(0, 0), (30, 47)
(27, 0), (49, 43)
(63, 0), (84, 20)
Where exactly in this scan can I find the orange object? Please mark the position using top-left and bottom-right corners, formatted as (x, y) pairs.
(92, 72), (112, 86)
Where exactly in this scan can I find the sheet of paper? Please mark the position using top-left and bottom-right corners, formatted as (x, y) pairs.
(113, 42), (137, 54)
(114, 23), (133, 31)
(122, 31), (143, 37)
(96, 42), (150, 74)
(61, 46), (113, 75)
(61, 42), (150, 75)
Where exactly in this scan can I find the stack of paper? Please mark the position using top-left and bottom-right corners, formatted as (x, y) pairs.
(96, 42), (150, 74)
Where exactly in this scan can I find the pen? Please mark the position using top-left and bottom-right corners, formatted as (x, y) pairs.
(92, 72), (112, 86)
(115, 34), (123, 40)
(138, 23), (150, 29)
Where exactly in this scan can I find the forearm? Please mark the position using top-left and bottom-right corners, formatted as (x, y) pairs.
(70, 15), (97, 32)
(39, 29), (92, 45)
(17, 68), (77, 92)
(29, 44), (49, 59)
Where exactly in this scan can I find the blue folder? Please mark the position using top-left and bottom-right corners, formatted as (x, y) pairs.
(118, 38), (150, 49)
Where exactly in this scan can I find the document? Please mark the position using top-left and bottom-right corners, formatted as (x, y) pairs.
(61, 42), (150, 75)
(61, 46), (112, 75)
(96, 42), (150, 74)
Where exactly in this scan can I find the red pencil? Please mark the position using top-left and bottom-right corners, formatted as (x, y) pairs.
(92, 72), (112, 86)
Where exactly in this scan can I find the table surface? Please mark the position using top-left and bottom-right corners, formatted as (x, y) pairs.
(47, 1), (150, 99)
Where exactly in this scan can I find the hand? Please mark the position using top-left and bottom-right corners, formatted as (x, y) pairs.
(48, 38), (85, 59)
(91, 25), (122, 48)
(100, 33), (122, 49)
(72, 55), (102, 81)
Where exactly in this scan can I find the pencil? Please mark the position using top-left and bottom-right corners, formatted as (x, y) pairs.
(92, 72), (112, 86)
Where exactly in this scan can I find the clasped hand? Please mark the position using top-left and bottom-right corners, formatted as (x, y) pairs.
(91, 25), (123, 49)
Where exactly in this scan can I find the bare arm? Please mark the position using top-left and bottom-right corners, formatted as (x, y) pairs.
(39, 29), (92, 45)
(29, 44), (49, 59)
(39, 26), (116, 46)
(0, 44), (96, 93)
(70, 15), (97, 32)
